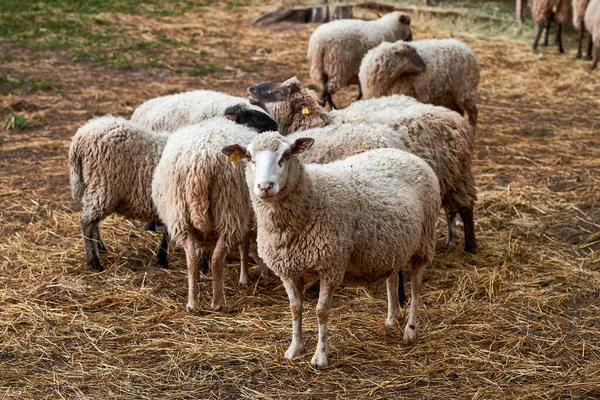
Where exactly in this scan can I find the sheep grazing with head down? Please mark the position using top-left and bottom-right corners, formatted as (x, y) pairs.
(529, 0), (572, 53)
(307, 11), (413, 109)
(248, 77), (478, 253)
(69, 116), (170, 271)
(358, 39), (480, 129)
(222, 132), (441, 369)
(573, 0), (592, 59)
(585, 0), (600, 69)
(152, 117), (258, 312)
(131, 89), (277, 133)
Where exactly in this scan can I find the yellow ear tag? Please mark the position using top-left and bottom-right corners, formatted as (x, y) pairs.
(301, 105), (311, 115)
(228, 148), (243, 163)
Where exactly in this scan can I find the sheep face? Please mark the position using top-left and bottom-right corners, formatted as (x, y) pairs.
(390, 43), (426, 77)
(248, 77), (324, 131)
(223, 104), (278, 133)
(386, 11), (413, 42)
(222, 133), (314, 200)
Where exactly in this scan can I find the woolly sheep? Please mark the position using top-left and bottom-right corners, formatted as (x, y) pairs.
(585, 0), (600, 69)
(358, 39), (480, 128)
(152, 117), (257, 312)
(573, 0), (592, 58)
(307, 11), (413, 109)
(131, 90), (277, 133)
(69, 116), (169, 271)
(248, 77), (478, 253)
(222, 133), (441, 369)
(529, 0), (572, 53)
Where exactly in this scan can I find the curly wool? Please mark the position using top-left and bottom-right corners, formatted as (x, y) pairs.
(358, 39), (480, 127)
(69, 115), (169, 223)
(529, 0), (572, 24)
(131, 90), (265, 132)
(307, 11), (412, 93)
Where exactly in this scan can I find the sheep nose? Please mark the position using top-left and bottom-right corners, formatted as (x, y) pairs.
(257, 181), (274, 192)
(248, 85), (257, 95)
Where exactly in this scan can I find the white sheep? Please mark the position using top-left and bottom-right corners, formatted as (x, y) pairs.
(573, 0), (592, 59)
(529, 0), (572, 53)
(222, 132), (441, 369)
(131, 90), (277, 133)
(248, 77), (478, 253)
(585, 0), (600, 69)
(307, 11), (413, 109)
(69, 116), (170, 271)
(151, 117), (257, 312)
(358, 39), (480, 128)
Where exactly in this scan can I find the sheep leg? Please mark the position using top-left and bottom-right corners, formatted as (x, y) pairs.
(81, 212), (103, 271)
(591, 45), (599, 71)
(459, 206), (478, 253)
(403, 260), (426, 343)
(91, 223), (106, 253)
(238, 235), (250, 286)
(587, 34), (594, 60)
(445, 208), (457, 246)
(556, 23), (564, 54)
(577, 28), (584, 59)
(543, 22), (550, 46)
(184, 235), (200, 312)
(282, 275), (305, 360)
(532, 23), (544, 51)
(144, 221), (157, 231)
(355, 82), (363, 101)
(321, 86), (337, 110)
(311, 279), (338, 369)
(210, 235), (227, 311)
(385, 273), (403, 328)
(155, 231), (169, 269)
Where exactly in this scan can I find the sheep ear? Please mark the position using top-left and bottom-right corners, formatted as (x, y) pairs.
(399, 14), (410, 25)
(290, 138), (314, 155)
(317, 99), (325, 107)
(406, 52), (425, 73)
(221, 144), (247, 163)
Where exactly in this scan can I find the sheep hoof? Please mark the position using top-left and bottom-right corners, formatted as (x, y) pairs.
(385, 317), (400, 329)
(156, 257), (169, 269)
(446, 237), (457, 247)
(186, 301), (200, 313)
(284, 343), (305, 360)
(238, 275), (250, 286)
(211, 301), (225, 312)
(403, 324), (418, 344)
(88, 258), (104, 272)
(310, 352), (329, 369)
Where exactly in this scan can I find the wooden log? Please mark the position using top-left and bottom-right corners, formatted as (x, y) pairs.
(251, 6), (314, 25)
(331, 5), (353, 20)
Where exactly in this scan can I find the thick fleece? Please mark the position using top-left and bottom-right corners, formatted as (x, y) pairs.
(131, 90), (276, 133)
(248, 77), (477, 252)
(359, 39), (480, 128)
(585, 0), (600, 69)
(307, 11), (412, 106)
(234, 132), (440, 369)
(69, 116), (169, 271)
(152, 117), (256, 312)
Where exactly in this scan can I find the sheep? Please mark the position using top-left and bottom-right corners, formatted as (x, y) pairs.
(247, 77), (478, 253)
(131, 90), (277, 133)
(529, 0), (572, 53)
(307, 11), (413, 109)
(69, 116), (170, 271)
(358, 39), (480, 129)
(585, 0), (600, 69)
(151, 117), (257, 312)
(222, 132), (441, 369)
(573, 0), (592, 59)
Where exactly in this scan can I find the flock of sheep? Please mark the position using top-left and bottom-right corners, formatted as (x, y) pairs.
(529, 0), (599, 68)
(67, 3), (585, 369)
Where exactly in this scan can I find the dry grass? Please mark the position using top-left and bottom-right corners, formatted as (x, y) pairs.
(1, 1), (600, 398)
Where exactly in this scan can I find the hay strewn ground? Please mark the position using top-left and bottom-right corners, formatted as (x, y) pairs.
(1, 1), (599, 398)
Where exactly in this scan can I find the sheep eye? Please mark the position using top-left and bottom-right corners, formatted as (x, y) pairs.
(279, 150), (291, 166)
(246, 153), (253, 163)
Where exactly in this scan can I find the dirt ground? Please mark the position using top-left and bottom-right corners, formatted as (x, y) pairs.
(1, 1), (600, 399)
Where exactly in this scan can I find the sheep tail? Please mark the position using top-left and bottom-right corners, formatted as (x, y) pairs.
(308, 43), (327, 88)
(69, 137), (85, 202)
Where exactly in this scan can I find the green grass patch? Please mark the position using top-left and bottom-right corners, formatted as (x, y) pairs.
(0, 74), (58, 95)
(4, 115), (28, 130)
(187, 63), (217, 76)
